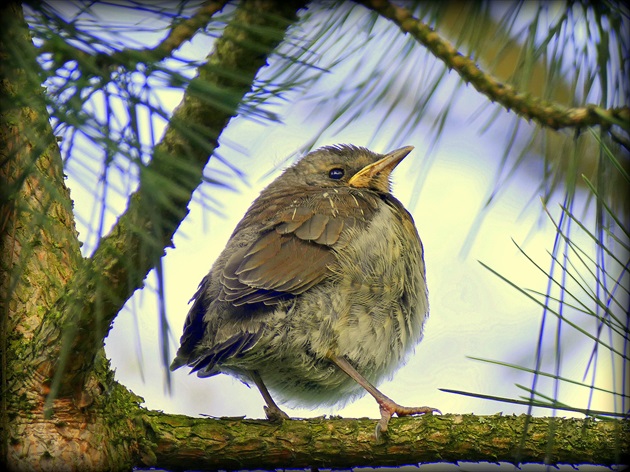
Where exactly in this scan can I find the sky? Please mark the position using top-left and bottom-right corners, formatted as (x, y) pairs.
(42, 2), (627, 469)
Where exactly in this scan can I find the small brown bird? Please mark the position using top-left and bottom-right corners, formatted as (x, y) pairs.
(171, 144), (436, 434)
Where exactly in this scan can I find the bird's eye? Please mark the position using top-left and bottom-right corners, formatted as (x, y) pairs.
(328, 168), (345, 180)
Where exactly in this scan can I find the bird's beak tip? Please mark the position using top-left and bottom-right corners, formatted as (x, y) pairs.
(348, 145), (414, 189)
(387, 145), (414, 161)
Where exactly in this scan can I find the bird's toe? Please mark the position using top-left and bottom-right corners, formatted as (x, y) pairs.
(264, 405), (290, 422)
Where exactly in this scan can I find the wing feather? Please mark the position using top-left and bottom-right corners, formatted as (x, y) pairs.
(218, 187), (380, 306)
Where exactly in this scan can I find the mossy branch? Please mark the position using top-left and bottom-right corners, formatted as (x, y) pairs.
(136, 411), (629, 470)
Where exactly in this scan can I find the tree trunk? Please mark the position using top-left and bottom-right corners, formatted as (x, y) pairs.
(0, 2), (142, 468)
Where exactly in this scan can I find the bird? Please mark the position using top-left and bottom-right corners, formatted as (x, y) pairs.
(171, 144), (437, 435)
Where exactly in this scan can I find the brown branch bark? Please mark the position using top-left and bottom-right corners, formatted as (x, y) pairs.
(356, 0), (630, 131)
(1, 0), (85, 464)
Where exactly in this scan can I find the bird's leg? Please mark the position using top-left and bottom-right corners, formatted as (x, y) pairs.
(248, 370), (290, 422)
(327, 352), (439, 436)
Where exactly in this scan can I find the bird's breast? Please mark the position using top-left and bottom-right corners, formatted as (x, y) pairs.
(302, 201), (429, 377)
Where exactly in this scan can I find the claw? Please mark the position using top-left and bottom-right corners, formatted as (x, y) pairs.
(374, 421), (384, 440)
(264, 405), (290, 422)
(374, 400), (439, 438)
(374, 406), (393, 439)
(393, 405), (440, 417)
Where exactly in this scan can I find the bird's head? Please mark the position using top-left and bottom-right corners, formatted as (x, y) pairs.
(274, 144), (414, 194)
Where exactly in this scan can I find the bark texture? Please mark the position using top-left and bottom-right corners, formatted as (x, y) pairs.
(139, 412), (629, 470)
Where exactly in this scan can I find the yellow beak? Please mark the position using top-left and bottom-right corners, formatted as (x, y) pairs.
(348, 146), (414, 189)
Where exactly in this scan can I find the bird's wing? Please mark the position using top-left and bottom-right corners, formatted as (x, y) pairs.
(171, 187), (382, 371)
(218, 187), (381, 306)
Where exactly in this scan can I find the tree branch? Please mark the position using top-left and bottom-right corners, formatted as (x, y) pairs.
(356, 0), (630, 131)
(137, 411), (629, 470)
(132, 0), (230, 62)
(37, 0), (230, 74)
(34, 0), (307, 401)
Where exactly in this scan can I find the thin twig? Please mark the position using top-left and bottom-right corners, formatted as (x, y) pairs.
(38, 1), (230, 73)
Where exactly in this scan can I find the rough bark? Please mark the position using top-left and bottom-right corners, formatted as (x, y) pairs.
(138, 412), (629, 470)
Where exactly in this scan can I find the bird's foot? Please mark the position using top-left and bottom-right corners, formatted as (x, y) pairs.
(264, 404), (290, 422)
(375, 400), (440, 438)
